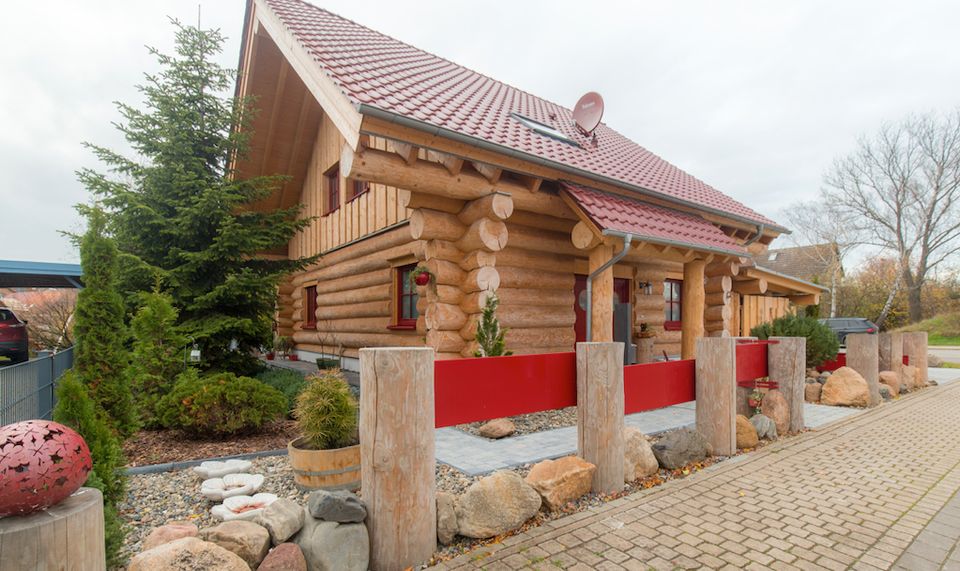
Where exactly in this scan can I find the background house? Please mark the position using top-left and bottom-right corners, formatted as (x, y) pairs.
(756, 243), (843, 318)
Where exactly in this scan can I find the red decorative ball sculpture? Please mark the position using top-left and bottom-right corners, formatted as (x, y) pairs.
(0, 420), (93, 517)
(414, 271), (430, 286)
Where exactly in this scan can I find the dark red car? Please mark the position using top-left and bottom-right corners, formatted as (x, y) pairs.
(0, 308), (29, 365)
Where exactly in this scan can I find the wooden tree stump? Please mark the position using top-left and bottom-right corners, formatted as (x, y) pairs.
(847, 333), (880, 407)
(695, 337), (736, 455)
(360, 347), (436, 571)
(0, 487), (105, 571)
(576, 342), (625, 493)
(770, 337), (806, 431)
(903, 332), (929, 386)
(878, 332), (903, 375)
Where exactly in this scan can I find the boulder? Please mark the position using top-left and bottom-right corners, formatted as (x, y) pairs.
(929, 353), (944, 368)
(879, 385), (892, 401)
(901, 365), (918, 392)
(760, 390), (790, 435)
(294, 509), (369, 571)
(750, 414), (777, 440)
(623, 427), (659, 482)
(821, 366), (869, 407)
(805, 383), (822, 403)
(879, 370), (900, 396)
(735, 415), (759, 449)
(200, 520), (271, 569)
(806, 368), (820, 379)
(436, 492), (458, 545)
(455, 470), (541, 539)
(805, 377), (819, 385)
(142, 523), (199, 551)
(651, 428), (712, 469)
(817, 370), (831, 384)
(129, 537), (248, 571)
(524, 456), (595, 511)
(255, 498), (305, 545)
(307, 490), (367, 523)
(257, 543), (307, 571)
(478, 418), (516, 439)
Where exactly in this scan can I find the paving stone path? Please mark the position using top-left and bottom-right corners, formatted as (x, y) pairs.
(437, 376), (960, 570)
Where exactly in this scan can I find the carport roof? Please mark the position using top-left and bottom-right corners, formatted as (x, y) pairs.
(0, 260), (83, 288)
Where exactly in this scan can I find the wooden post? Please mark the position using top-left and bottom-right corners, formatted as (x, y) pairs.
(360, 347), (436, 571)
(576, 342), (625, 493)
(636, 337), (655, 364)
(770, 337), (806, 432)
(847, 333), (880, 407)
(878, 332), (903, 375)
(681, 259), (706, 359)
(589, 244), (614, 342)
(0, 487), (105, 571)
(695, 337), (736, 456)
(903, 332), (929, 386)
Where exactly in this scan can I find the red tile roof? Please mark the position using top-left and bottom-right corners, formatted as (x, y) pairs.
(562, 182), (747, 257)
(262, 0), (780, 229)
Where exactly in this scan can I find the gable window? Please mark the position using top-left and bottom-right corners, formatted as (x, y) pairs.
(664, 279), (682, 331)
(324, 165), (340, 215)
(304, 285), (317, 329)
(390, 264), (420, 329)
(348, 179), (369, 202)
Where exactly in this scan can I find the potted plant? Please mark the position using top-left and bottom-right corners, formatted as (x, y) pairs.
(275, 336), (293, 359)
(748, 388), (764, 412)
(409, 264), (433, 287)
(638, 323), (656, 338)
(288, 370), (360, 490)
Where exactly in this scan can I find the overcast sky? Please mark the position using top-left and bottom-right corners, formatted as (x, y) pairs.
(2, 0), (959, 263)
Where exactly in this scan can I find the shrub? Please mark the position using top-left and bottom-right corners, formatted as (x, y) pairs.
(128, 291), (187, 428)
(157, 370), (286, 437)
(474, 294), (512, 357)
(255, 368), (307, 416)
(294, 370), (358, 450)
(751, 313), (840, 368)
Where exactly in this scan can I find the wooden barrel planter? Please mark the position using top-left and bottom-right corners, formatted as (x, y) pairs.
(288, 438), (361, 491)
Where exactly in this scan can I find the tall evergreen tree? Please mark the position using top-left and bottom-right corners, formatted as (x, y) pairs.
(79, 21), (313, 374)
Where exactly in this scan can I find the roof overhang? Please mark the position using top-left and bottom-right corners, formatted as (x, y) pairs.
(0, 260), (83, 289)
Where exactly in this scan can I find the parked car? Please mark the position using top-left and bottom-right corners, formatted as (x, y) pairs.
(0, 307), (29, 365)
(819, 317), (878, 345)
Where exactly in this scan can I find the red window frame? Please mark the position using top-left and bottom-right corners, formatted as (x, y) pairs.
(324, 165), (340, 215)
(348, 179), (369, 202)
(664, 279), (682, 331)
(389, 264), (419, 330)
(304, 285), (317, 329)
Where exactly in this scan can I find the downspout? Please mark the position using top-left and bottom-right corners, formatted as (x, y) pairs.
(743, 223), (766, 247)
(585, 232), (634, 341)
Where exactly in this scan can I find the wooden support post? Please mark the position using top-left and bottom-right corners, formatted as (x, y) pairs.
(695, 337), (736, 456)
(589, 244), (615, 342)
(576, 342), (625, 494)
(902, 331), (929, 386)
(360, 347), (436, 571)
(770, 337), (806, 432)
(878, 331), (903, 374)
(681, 259), (706, 359)
(847, 333), (880, 407)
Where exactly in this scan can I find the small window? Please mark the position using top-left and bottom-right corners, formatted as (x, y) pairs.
(324, 165), (340, 215)
(510, 112), (580, 147)
(348, 179), (369, 202)
(393, 264), (420, 328)
(664, 279), (682, 331)
(304, 285), (317, 329)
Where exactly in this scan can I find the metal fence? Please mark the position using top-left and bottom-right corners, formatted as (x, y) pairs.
(0, 347), (74, 425)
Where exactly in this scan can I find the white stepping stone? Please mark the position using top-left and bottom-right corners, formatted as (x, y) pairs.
(193, 459), (253, 479)
(211, 493), (278, 522)
(200, 473), (265, 501)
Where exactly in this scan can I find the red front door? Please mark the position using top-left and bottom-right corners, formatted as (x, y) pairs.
(574, 275), (631, 343)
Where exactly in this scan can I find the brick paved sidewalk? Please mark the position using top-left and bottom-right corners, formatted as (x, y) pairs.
(437, 381), (960, 571)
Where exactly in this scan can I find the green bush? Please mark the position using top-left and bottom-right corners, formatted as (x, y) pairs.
(128, 291), (188, 428)
(751, 313), (840, 368)
(255, 368), (307, 416)
(294, 370), (358, 450)
(157, 370), (286, 437)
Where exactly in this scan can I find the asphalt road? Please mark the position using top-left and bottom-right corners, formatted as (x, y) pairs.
(930, 346), (960, 364)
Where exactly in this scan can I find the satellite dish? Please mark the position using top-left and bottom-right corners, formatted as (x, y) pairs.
(573, 92), (604, 134)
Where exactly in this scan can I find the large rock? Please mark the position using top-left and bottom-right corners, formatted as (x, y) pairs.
(255, 498), (305, 545)
(307, 490), (367, 523)
(294, 509), (369, 571)
(805, 383), (822, 403)
(478, 418), (516, 439)
(651, 428), (711, 469)
(455, 470), (541, 538)
(760, 390), (790, 435)
(929, 353), (945, 368)
(257, 543), (307, 571)
(750, 414), (777, 440)
(879, 370), (901, 396)
(623, 427), (659, 482)
(901, 365), (918, 392)
(142, 523), (199, 551)
(735, 415), (759, 449)
(200, 520), (271, 569)
(437, 492), (458, 545)
(820, 366), (869, 407)
(524, 456), (595, 511)
(130, 537), (248, 571)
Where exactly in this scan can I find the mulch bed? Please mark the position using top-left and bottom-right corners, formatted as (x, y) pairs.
(122, 420), (300, 467)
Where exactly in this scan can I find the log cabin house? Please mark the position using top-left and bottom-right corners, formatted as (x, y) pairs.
(236, 0), (823, 371)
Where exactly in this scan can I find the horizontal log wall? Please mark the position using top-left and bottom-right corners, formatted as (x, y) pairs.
(634, 264), (680, 357)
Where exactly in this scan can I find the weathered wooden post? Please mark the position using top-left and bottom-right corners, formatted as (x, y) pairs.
(770, 337), (806, 432)
(360, 347), (436, 571)
(695, 337), (736, 456)
(576, 342), (624, 493)
(847, 333), (880, 407)
(878, 331), (903, 375)
(902, 332), (929, 386)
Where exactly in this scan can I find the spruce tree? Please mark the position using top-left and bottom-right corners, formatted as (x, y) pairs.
(474, 294), (512, 357)
(79, 21), (313, 374)
(127, 289), (187, 427)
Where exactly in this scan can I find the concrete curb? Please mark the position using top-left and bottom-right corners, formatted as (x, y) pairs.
(125, 448), (288, 476)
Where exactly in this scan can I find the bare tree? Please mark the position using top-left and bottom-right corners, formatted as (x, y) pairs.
(822, 110), (960, 323)
(16, 290), (78, 351)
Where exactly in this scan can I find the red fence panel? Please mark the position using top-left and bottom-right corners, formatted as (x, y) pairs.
(624, 359), (696, 414)
(818, 353), (846, 372)
(434, 352), (577, 428)
(735, 342), (769, 382)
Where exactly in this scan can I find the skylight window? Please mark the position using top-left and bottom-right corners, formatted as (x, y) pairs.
(510, 113), (580, 147)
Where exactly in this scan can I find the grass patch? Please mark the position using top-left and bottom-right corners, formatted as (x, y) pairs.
(255, 368), (307, 416)
(942, 362), (960, 369)
(898, 313), (960, 346)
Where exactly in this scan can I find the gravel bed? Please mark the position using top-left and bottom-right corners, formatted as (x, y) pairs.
(456, 406), (577, 437)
